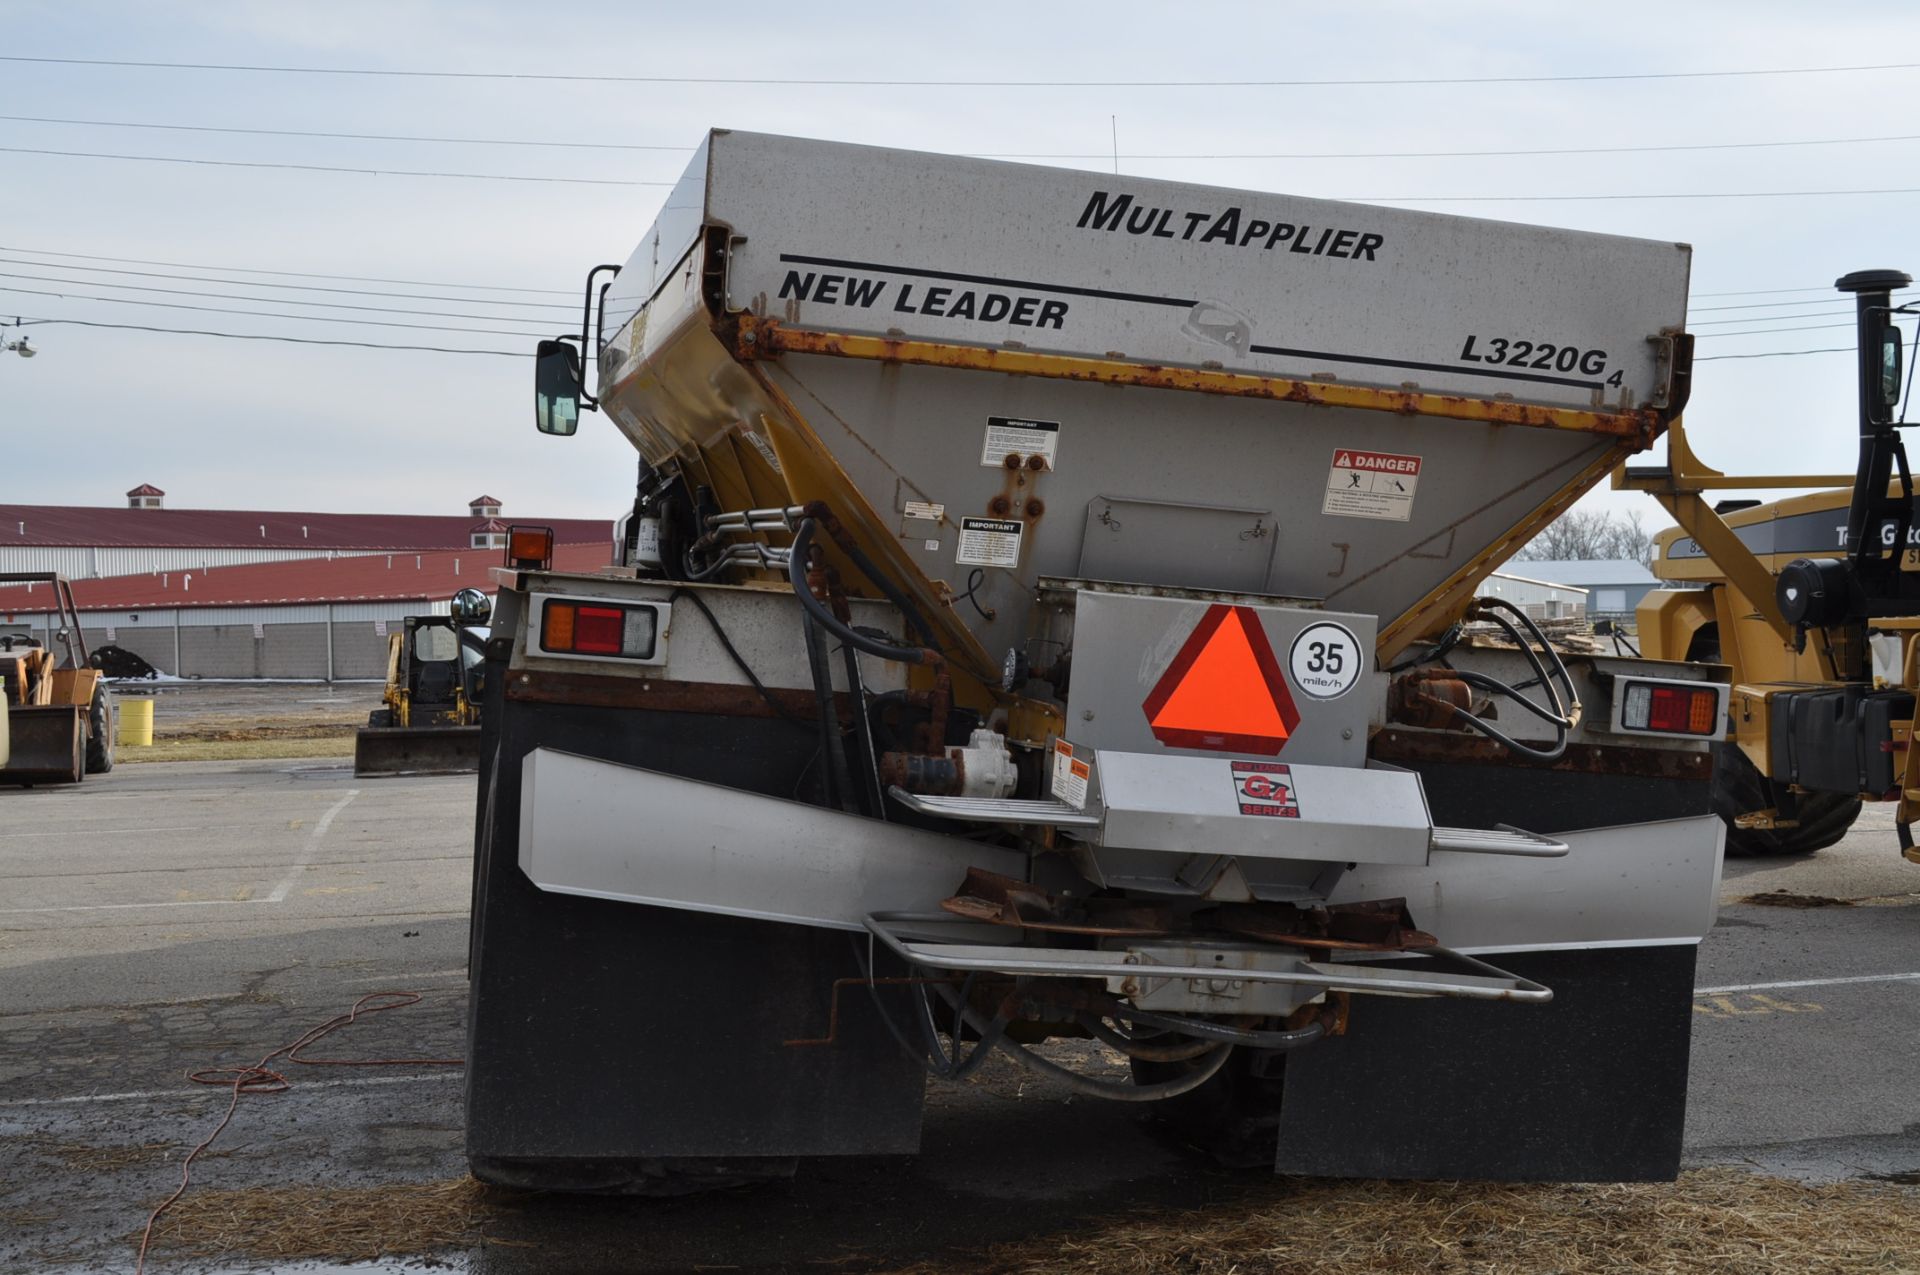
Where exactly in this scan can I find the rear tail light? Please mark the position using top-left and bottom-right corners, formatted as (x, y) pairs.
(535, 595), (668, 665)
(1612, 677), (1727, 738)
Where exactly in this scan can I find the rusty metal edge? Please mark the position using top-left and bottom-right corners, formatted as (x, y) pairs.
(1370, 727), (1712, 781)
(506, 669), (830, 719)
(734, 316), (1658, 440)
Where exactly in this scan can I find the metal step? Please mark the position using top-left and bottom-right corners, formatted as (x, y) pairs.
(887, 786), (1102, 826)
(865, 910), (1552, 1003)
(1430, 825), (1569, 858)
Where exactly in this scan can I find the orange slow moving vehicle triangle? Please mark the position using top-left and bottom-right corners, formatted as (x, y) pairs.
(1142, 604), (1301, 754)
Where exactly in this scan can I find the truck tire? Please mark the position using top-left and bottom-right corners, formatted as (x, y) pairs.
(1714, 741), (1859, 857)
(84, 685), (114, 775)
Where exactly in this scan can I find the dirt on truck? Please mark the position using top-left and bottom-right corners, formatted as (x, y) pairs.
(463, 129), (1720, 1191)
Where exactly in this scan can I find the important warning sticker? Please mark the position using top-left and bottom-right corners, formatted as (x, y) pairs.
(1323, 448), (1422, 522)
(980, 416), (1060, 469)
(1230, 760), (1299, 818)
(1051, 739), (1091, 809)
(956, 516), (1024, 567)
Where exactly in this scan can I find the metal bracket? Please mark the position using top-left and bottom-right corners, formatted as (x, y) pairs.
(864, 911), (1553, 1004)
(886, 787), (1102, 827)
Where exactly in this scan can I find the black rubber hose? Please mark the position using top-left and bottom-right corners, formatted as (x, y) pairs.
(1104, 1004), (1328, 1050)
(789, 520), (936, 666)
(813, 514), (943, 652)
(802, 614), (854, 812)
(670, 588), (812, 731)
(1074, 1013), (1219, 1062)
(839, 641), (886, 817)
(929, 983), (1233, 1102)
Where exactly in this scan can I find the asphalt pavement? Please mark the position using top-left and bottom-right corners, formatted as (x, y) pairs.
(1, 758), (1916, 1273)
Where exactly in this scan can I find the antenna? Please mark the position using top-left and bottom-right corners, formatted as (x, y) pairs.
(1110, 115), (1119, 175)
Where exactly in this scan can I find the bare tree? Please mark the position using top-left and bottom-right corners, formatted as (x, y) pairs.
(1517, 509), (1653, 566)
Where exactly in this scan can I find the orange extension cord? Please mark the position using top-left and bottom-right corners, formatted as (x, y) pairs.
(134, 991), (464, 1274)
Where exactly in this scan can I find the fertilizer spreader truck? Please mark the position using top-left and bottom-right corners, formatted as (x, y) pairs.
(464, 130), (1723, 1188)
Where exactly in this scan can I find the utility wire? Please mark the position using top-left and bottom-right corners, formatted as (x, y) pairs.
(0, 267), (574, 318)
(1354, 186), (1920, 203)
(14, 144), (1920, 202)
(0, 286), (547, 337)
(0, 244), (572, 294)
(4, 54), (1916, 87)
(0, 145), (668, 185)
(10, 112), (1920, 163)
(0, 257), (576, 309)
(1692, 321), (1857, 338)
(0, 114), (690, 151)
(13, 315), (526, 356)
(1696, 346), (1854, 361)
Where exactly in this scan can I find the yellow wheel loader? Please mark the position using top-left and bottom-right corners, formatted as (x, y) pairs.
(1625, 269), (1919, 859)
(0, 573), (114, 786)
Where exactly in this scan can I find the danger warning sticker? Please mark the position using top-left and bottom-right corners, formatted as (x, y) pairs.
(1051, 739), (1091, 809)
(1230, 760), (1299, 818)
(1323, 448), (1421, 522)
(956, 516), (1024, 568)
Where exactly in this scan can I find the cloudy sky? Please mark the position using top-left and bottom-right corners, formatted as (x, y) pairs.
(2, 1), (1915, 528)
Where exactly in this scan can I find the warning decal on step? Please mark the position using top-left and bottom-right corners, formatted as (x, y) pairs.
(1231, 761), (1299, 818)
(1322, 448), (1421, 522)
(956, 516), (1024, 568)
(980, 416), (1060, 469)
(1051, 739), (1091, 809)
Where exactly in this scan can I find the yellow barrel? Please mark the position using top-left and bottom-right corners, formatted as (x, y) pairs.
(119, 698), (154, 747)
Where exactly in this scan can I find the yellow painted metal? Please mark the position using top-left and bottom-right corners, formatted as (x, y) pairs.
(736, 317), (1663, 442)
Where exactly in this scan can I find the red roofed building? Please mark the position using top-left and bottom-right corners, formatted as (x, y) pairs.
(0, 486), (610, 580)
(0, 521), (613, 680)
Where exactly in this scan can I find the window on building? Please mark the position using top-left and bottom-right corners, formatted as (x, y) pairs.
(1594, 588), (1628, 614)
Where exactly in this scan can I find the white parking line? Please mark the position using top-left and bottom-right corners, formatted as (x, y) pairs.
(0, 788), (360, 915)
(1695, 971), (1920, 995)
(265, 789), (359, 902)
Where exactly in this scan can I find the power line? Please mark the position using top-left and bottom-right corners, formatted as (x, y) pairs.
(0, 114), (689, 151)
(17, 143), (1920, 203)
(0, 244), (572, 294)
(3, 54), (1915, 88)
(0, 286), (548, 338)
(11, 112), (1920, 163)
(0, 258), (576, 310)
(0, 145), (667, 185)
(1689, 295), (1900, 314)
(0, 270), (570, 324)
(1356, 186), (1920, 203)
(1693, 284), (1851, 298)
(1688, 306), (1856, 327)
(12, 314), (525, 356)
(1693, 321), (1858, 338)
(1695, 346), (1854, 361)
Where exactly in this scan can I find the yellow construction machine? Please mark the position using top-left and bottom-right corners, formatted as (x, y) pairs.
(352, 589), (491, 776)
(0, 573), (114, 786)
(1625, 269), (1918, 858)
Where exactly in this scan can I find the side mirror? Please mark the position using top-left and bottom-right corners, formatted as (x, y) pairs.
(534, 339), (583, 436)
(1879, 324), (1904, 417)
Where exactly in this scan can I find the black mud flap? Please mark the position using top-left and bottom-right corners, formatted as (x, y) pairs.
(1275, 944), (1696, 1182)
(465, 683), (928, 1187)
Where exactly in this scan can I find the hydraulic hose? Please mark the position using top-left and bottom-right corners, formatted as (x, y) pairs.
(802, 502), (943, 653)
(789, 519), (939, 666)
